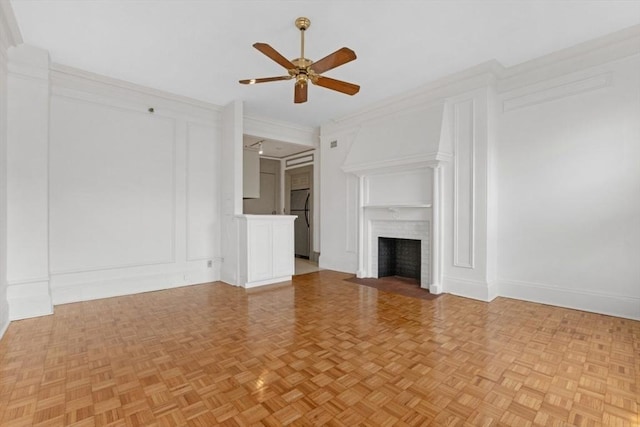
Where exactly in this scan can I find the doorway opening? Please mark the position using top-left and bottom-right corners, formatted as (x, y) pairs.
(285, 164), (320, 275)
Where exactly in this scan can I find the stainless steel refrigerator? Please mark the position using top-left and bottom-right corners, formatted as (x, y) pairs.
(290, 189), (310, 258)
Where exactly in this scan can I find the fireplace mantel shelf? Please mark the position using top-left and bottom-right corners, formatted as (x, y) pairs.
(364, 204), (432, 209)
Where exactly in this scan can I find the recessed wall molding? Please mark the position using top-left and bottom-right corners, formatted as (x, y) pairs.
(452, 98), (476, 269)
(502, 72), (613, 112)
(48, 94), (177, 275)
(185, 121), (220, 262)
(49, 259), (176, 276)
(345, 175), (357, 254)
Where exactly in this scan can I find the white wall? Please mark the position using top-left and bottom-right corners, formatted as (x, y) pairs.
(320, 28), (640, 319)
(319, 130), (359, 273)
(496, 54), (640, 318)
(7, 61), (223, 308)
(220, 101), (243, 285)
(6, 44), (52, 319)
(0, 42), (8, 337)
(0, 1), (21, 337)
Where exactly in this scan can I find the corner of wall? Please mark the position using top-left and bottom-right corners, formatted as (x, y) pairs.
(0, 0), (22, 340)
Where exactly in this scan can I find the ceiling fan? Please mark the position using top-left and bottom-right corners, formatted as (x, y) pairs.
(239, 17), (360, 104)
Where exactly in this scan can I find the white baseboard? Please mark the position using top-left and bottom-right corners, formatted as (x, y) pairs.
(7, 280), (54, 320)
(52, 268), (220, 305)
(428, 283), (442, 294)
(499, 278), (640, 320)
(318, 254), (357, 275)
(443, 275), (497, 302)
(243, 275), (292, 289)
(0, 317), (10, 341)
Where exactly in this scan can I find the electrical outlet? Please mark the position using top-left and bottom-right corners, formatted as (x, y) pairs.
(207, 260), (213, 268)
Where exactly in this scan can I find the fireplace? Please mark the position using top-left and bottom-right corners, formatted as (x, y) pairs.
(378, 237), (421, 280)
(369, 220), (430, 288)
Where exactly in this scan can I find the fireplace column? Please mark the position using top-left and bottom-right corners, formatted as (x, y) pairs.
(429, 164), (443, 294)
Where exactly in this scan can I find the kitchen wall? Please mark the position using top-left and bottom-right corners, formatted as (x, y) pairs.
(243, 157), (281, 214)
(320, 26), (640, 319)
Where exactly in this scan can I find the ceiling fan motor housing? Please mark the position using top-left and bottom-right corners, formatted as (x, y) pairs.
(295, 17), (310, 31)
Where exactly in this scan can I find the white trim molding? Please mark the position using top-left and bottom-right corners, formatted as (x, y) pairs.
(7, 279), (53, 320)
(452, 98), (476, 269)
(444, 275), (498, 302)
(502, 72), (613, 112)
(499, 279), (640, 321)
(51, 270), (219, 306)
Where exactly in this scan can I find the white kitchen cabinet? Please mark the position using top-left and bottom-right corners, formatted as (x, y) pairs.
(237, 215), (295, 288)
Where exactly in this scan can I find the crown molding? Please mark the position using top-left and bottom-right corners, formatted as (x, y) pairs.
(501, 71), (613, 112)
(498, 24), (640, 93)
(323, 25), (640, 133)
(50, 63), (222, 118)
(342, 152), (452, 176)
(322, 60), (503, 134)
(8, 44), (49, 80)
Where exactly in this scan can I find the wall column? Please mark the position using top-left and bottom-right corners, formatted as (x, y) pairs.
(6, 44), (52, 319)
(430, 164), (443, 294)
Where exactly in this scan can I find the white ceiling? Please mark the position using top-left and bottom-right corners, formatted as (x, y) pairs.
(9, 1), (640, 128)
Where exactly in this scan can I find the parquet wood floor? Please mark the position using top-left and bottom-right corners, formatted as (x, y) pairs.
(0, 270), (638, 426)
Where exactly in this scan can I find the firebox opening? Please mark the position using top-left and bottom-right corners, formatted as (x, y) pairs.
(378, 237), (421, 280)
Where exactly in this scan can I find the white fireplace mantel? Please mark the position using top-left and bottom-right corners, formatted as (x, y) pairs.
(354, 164), (445, 294)
(341, 101), (454, 295)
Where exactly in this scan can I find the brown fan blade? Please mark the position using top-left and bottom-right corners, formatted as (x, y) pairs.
(294, 81), (308, 104)
(309, 47), (356, 75)
(312, 76), (360, 95)
(253, 43), (296, 70)
(239, 76), (292, 84)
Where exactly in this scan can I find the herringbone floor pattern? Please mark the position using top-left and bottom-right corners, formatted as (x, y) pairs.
(0, 270), (638, 426)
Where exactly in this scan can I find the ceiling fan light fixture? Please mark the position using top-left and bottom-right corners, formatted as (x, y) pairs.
(239, 17), (360, 104)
